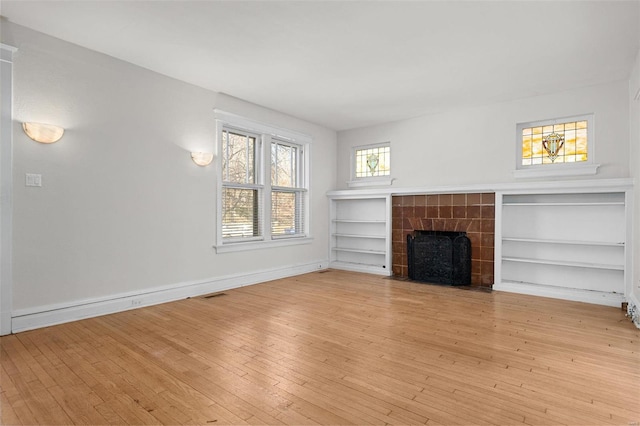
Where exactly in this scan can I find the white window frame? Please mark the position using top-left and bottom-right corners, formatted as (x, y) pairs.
(214, 110), (312, 253)
(270, 139), (306, 239)
(347, 141), (393, 188)
(514, 113), (599, 179)
(220, 127), (263, 244)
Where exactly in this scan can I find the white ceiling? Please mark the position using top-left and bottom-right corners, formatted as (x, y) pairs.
(1, 1), (639, 131)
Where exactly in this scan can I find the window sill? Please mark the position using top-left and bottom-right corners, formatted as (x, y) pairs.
(513, 163), (599, 179)
(347, 177), (394, 188)
(214, 236), (313, 253)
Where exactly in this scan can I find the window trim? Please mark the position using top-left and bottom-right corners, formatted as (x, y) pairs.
(271, 138), (307, 238)
(214, 110), (312, 252)
(220, 128), (263, 242)
(514, 114), (599, 179)
(347, 141), (393, 188)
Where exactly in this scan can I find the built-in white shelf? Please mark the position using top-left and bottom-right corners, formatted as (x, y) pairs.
(502, 256), (624, 271)
(326, 179), (632, 307)
(502, 237), (624, 247)
(333, 247), (386, 255)
(328, 194), (391, 276)
(332, 219), (386, 223)
(333, 233), (386, 240)
(495, 188), (631, 307)
(503, 202), (625, 206)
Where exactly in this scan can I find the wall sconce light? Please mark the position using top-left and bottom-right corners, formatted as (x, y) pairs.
(22, 122), (65, 143)
(191, 152), (213, 167)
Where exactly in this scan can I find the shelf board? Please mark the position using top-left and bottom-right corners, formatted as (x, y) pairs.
(333, 219), (386, 223)
(333, 247), (386, 255)
(331, 260), (386, 268)
(333, 233), (386, 239)
(503, 202), (624, 207)
(502, 237), (624, 247)
(502, 256), (624, 271)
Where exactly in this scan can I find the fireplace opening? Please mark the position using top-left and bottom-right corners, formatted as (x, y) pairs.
(407, 230), (471, 286)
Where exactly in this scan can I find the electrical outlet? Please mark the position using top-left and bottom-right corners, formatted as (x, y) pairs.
(131, 299), (142, 306)
(25, 173), (42, 187)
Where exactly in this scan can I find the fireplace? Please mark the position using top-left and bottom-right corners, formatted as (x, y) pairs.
(407, 230), (471, 286)
(392, 193), (494, 286)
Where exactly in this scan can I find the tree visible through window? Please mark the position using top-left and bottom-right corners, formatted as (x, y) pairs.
(221, 129), (261, 239)
(271, 141), (305, 237)
(218, 118), (309, 247)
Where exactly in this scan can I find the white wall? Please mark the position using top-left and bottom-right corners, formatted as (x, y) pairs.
(337, 80), (630, 188)
(2, 22), (336, 315)
(630, 49), (640, 320)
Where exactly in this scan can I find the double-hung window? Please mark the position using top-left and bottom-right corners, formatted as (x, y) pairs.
(215, 110), (311, 252)
(221, 128), (262, 241)
(271, 140), (305, 237)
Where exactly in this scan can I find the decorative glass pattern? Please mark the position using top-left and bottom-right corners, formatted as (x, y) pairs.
(355, 145), (390, 177)
(521, 120), (588, 166)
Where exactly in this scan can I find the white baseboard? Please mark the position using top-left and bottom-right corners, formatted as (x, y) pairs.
(493, 281), (625, 307)
(11, 260), (329, 333)
(329, 261), (391, 276)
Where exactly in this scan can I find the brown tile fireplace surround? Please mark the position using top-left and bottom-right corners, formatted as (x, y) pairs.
(392, 193), (495, 287)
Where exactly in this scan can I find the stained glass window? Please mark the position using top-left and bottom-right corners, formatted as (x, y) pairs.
(520, 117), (590, 166)
(355, 144), (390, 178)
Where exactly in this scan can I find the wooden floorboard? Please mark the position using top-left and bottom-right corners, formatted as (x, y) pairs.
(1, 269), (639, 425)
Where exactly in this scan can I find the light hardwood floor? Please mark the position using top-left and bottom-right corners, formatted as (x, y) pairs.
(1, 270), (639, 425)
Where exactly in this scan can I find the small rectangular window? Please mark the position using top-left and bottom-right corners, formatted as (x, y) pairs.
(515, 114), (597, 178)
(354, 143), (390, 178)
(519, 119), (588, 166)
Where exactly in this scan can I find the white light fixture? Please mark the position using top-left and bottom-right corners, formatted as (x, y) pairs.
(22, 122), (65, 143)
(191, 152), (213, 167)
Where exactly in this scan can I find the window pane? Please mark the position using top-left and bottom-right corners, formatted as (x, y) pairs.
(271, 142), (297, 187)
(576, 128), (588, 159)
(522, 135), (532, 160)
(223, 130), (256, 184)
(271, 191), (303, 236)
(564, 130), (576, 155)
(531, 133), (543, 158)
(222, 187), (261, 239)
(355, 145), (390, 177)
(520, 118), (589, 165)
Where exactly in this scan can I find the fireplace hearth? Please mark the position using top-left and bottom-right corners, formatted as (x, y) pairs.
(407, 230), (471, 286)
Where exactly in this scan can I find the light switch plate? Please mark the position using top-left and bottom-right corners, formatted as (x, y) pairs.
(25, 173), (42, 187)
